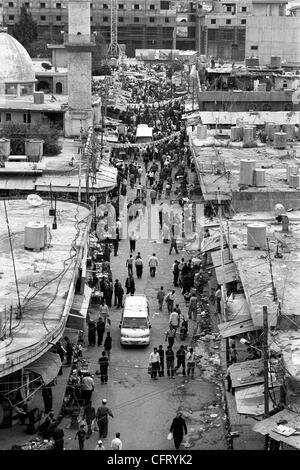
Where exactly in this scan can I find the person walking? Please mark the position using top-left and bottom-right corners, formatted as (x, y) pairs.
(157, 286), (165, 312)
(148, 253), (159, 277)
(165, 290), (176, 313)
(172, 260), (180, 287)
(64, 336), (73, 365)
(99, 300), (111, 326)
(188, 293), (198, 321)
(75, 423), (86, 450)
(104, 332), (112, 360)
(129, 232), (136, 253)
(98, 351), (109, 384)
(165, 325), (176, 348)
(125, 274), (135, 295)
(169, 309), (179, 332)
(149, 347), (160, 380)
(111, 432), (122, 450)
(113, 237), (119, 256)
(170, 411), (188, 449)
(95, 440), (105, 450)
(175, 345), (186, 376)
(150, 187), (157, 204)
(81, 373), (94, 406)
(83, 401), (95, 438)
(158, 345), (165, 377)
(126, 254), (134, 276)
(96, 317), (106, 347)
(166, 345), (175, 378)
(135, 255), (143, 279)
(169, 236), (179, 255)
(186, 347), (196, 379)
(52, 425), (64, 451)
(215, 286), (222, 314)
(96, 399), (114, 439)
(114, 279), (124, 308)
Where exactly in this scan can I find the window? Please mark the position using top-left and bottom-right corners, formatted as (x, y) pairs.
(90, 16), (93, 21)
(103, 16), (108, 21)
(241, 6), (247, 12)
(40, 2), (45, 7)
(226, 19), (231, 24)
(211, 18), (216, 24)
(165, 17), (169, 23)
(90, 3), (93, 7)
(103, 3), (108, 8)
(251, 45), (258, 50)
(150, 4), (155, 9)
(241, 19), (246, 24)
(118, 3), (124, 8)
(190, 14), (195, 21)
(6, 113), (11, 122)
(24, 2), (29, 6)
(149, 17), (155, 22)
(134, 17), (139, 22)
(56, 2), (61, 7)
(8, 15), (14, 20)
(23, 113), (31, 124)
(134, 4), (139, 9)
(40, 15), (46, 20)
(226, 5), (231, 11)
(56, 15), (61, 20)
(118, 16), (124, 22)
(160, 0), (169, 9)
(8, 2), (14, 6)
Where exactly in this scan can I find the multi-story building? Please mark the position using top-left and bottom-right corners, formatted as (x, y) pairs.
(2, 0), (177, 57)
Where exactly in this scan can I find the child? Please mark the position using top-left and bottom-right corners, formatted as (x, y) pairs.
(75, 423), (86, 450)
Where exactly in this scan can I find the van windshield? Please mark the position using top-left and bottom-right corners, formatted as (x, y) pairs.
(122, 317), (148, 329)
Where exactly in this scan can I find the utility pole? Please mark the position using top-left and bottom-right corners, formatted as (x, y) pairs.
(217, 187), (227, 321)
(266, 237), (277, 302)
(263, 305), (269, 449)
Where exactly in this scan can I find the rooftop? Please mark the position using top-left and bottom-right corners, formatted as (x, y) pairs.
(0, 198), (91, 378)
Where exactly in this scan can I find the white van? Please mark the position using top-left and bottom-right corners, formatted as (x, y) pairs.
(119, 295), (151, 346)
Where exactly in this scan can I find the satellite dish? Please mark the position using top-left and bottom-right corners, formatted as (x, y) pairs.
(89, 195), (96, 202)
(27, 194), (43, 207)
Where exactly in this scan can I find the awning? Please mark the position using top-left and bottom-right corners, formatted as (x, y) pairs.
(26, 351), (62, 385)
(201, 235), (227, 253)
(0, 177), (36, 190)
(211, 248), (232, 267)
(215, 262), (239, 284)
(235, 384), (281, 416)
(66, 284), (91, 330)
(218, 318), (260, 338)
(252, 409), (300, 449)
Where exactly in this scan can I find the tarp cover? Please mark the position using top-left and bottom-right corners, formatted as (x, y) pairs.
(67, 284), (91, 330)
(26, 351), (62, 385)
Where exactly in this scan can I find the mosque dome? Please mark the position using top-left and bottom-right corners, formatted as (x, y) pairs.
(0, 27), (35, 94)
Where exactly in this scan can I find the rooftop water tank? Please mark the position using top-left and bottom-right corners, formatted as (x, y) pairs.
(0, 138), (10, 159)
(289, 174), (300, 189)
(230, 126), (243, 141)
(253, 169), (266, 187)
(243, 127), (255, 145)
(282, 124), (295, 141)
(239, 159), (256, 186)
(274, 132), (287, 149)
(24, 221), (47, 251)
(247, 223), (267, 249)
(286, 164), (298, 182)
(196, 124), (207, 139)
(25, 139), (44, 163)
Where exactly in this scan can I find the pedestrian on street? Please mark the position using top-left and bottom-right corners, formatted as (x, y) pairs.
(170, 411), (187, 449)
(104, 332), (112, 360)
(52, 425), (64, 451)
(114, 279), (124, 308)
(158, 202), (163, 230)
(99, 351), (109, 384)
(158, 345), (165, 377)
(125, 274), (135, 295)
(111, 432), (122, 450)
(215, 286), (222, 314)
(96, 399), (114, 439)
(172, 260), (180, 286)
(126, 254), (134, 276)
(166, 345), (175, 378)
(165, 325), (176, 348)
(75, 424), (86, 450)
(165, 289), (176, 313)
(169, 309), (179, 331)
(175, 345), (186, 376)
(136, 183), (143, 198)
(149, 347), (160, 380)
(169, 236), (179, 255)
(157, 286), (166, 312)
(113, 237), (119, 256)
(42, 385), (53, 414)
(186, 347), (196, 379)
(64, 336), (73, 365)
(96, 317), (106, 346)
(95, 440), (105, 450)
(188, 293), (198, 321)
(150, 187), (157, 204)
(135, 254), (143, 279)
(99, 300), (111, 326)
(148, 253), (159, 277)
(129, 232), (136, 253)
(83, 401), (95, 438)
(81, 373), (95, 406)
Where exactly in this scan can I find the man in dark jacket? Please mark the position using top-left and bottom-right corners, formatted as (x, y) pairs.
(104, 332), (112, 360)
(96, 317), (105, 346)
(83, 401), (96, 438)
(99, 351), (109, 384)
(125, 274), (135, 295)
(170, 411), (187, 449)
(52, 425), (65, 451)
(166, 345), (175, 378)
(114, 279), (124, 308)
(88, 319), (96, 346)
(175, 345), (186, 376)
(158, 345), (164, 377)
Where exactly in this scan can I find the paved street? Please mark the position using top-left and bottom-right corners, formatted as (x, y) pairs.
(61, 181), (228, 451)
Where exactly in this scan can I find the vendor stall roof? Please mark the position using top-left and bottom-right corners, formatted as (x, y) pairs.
(67, 284), (92, 331)
(252, 409), (300, 449)
(25, 351), (62, 386)
(218, 318), (259, 338)
(235, 383), (281, 416)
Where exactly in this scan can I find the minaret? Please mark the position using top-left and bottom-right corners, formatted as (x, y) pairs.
(64, 0), (95, 137)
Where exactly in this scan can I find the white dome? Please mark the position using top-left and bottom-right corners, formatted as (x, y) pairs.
(0, 30), (35, 84)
